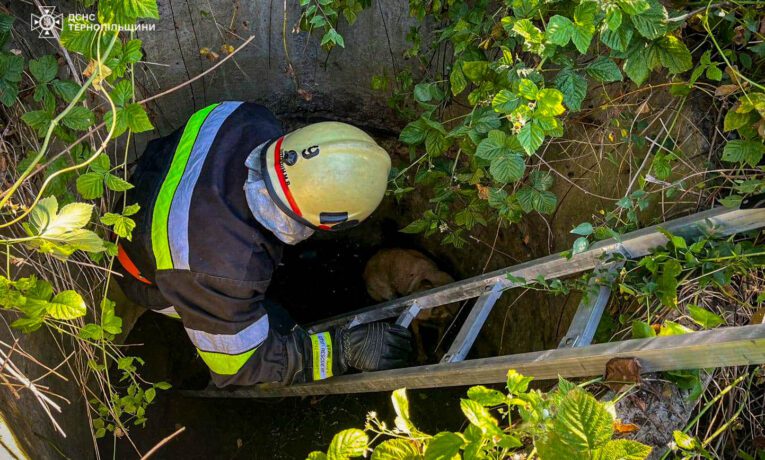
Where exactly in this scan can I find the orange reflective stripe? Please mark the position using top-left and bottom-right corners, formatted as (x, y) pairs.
(117, 244), (153, 285)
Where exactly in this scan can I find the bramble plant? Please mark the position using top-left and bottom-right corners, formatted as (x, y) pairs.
(299, 0), (764, 250)
(307, 369), (652, 460)
(0, 0), (167, 442)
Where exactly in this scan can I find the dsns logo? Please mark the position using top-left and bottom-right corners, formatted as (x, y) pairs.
(31, 6), (63, 38)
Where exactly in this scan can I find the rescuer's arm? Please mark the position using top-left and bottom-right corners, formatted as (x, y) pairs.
(154, 270), (293, 387)
(155, 271), (413, 387)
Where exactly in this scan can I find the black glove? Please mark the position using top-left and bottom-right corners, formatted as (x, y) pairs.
(284, 322), (412, 385)
(337, 322), (413, 372)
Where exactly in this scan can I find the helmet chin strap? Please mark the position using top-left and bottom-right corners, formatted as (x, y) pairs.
(244, 141), (315, 245)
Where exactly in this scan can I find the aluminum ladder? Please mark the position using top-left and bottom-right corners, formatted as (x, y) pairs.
(186, 202), (765, 398)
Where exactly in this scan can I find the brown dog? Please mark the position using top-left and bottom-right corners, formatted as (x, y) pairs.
(363, 248), (459, 362)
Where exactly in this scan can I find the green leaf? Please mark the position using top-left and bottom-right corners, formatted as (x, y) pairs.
(62, 106), (95, 131)
(653, 36), (692, 74)
(51, 79), (81, 102)
(672, 431), (698, 450)
(476, 130), (512, 160)
(546, 15), (574, 46)
(11, 317), (44, 333)
(29, 55), (58, 83)
(105, 174), (134, 192)
(571, 222), (594, 236)
(100, 212), (136, 240)
(372, 439), (421, 460)
(124, 103), (154, 133)
(630, 0), (667, 39)
(574, 0), (598, 23)
(0, 79), (19, 107)
(0, 53), (23, 82)
(623, 47), (650, 85)
(470, 109), (501, 134)
(460, 399), (501, 435)
(530, 170), (554, 191)
(600, 25), (633, 52)
(555, 69), (587, 112)
(145, 387), (156, 403)
(657, 259), (681, 308)
(722, 140), (765, 167)
(392, 388), (416, 434)
(723, 110), (755, 132)
(327, 429), (368, 460)
(492, 90), (521, 113)
(450, 65), (467, 96)
(462, 61), (489, 82)
(414, 82), (440, 103)
(124, 39), (143, 63)
(506, 369), (533, 394)
(554, 389), (613, 450)
(517, 79), (538, 100)
(46, 290), (87, 320)
(605, 6), (622, 30)
(307, 452), (328, 460)
(425, 130), (451, 157)
(76, 172), (105, 199)
(586, 57), (623, 82)
(123, 203), (141, 216)
(615, 0), (650, 15)
(467, 385), (505, 406)
(490, 153), (525, 183)
(571, 24), (595, 54)
(686, 304), (724, 329)
(21, 110), (52, 137)
(518, 122), (545, 154)
(596, 439), (652, 459)
(110, 79), (133, 107)
(47, 202), (93, 234)
(424, 432), (462, 460)
(572, 237), (590, 255)
(513, 19), (545, 54)
(536, 88), (566, 116)
(631, 320), (656, 338)
(79, 323), (104, 340)
(101, 298), (122, 335)
(90, 154), (111, 174)
(659, 320), (692, 336)
(60, 17), (99, 57)
(516, 186), (557, 214)
(400, 219), (429, 234)
(400, 119), (428, 145)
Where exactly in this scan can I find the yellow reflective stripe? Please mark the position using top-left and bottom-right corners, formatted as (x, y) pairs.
(152, 103), (218, 270)
(310, 332), (333, 381)
(197, 348), (256, 375)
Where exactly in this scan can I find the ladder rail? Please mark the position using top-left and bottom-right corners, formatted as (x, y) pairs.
(308, 207), (765, 333)
(186, 324), (765, 398)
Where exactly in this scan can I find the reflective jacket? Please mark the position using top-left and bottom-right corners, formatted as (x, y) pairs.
(118, 101), (291, 387)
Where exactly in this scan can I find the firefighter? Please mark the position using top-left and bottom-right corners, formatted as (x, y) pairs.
(115, 101), (412, 387)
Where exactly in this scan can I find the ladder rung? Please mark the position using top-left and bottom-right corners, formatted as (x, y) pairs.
(395, 303), (421, 328)
(558, 264), (621, 348)
(441, 282), (504, 363)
